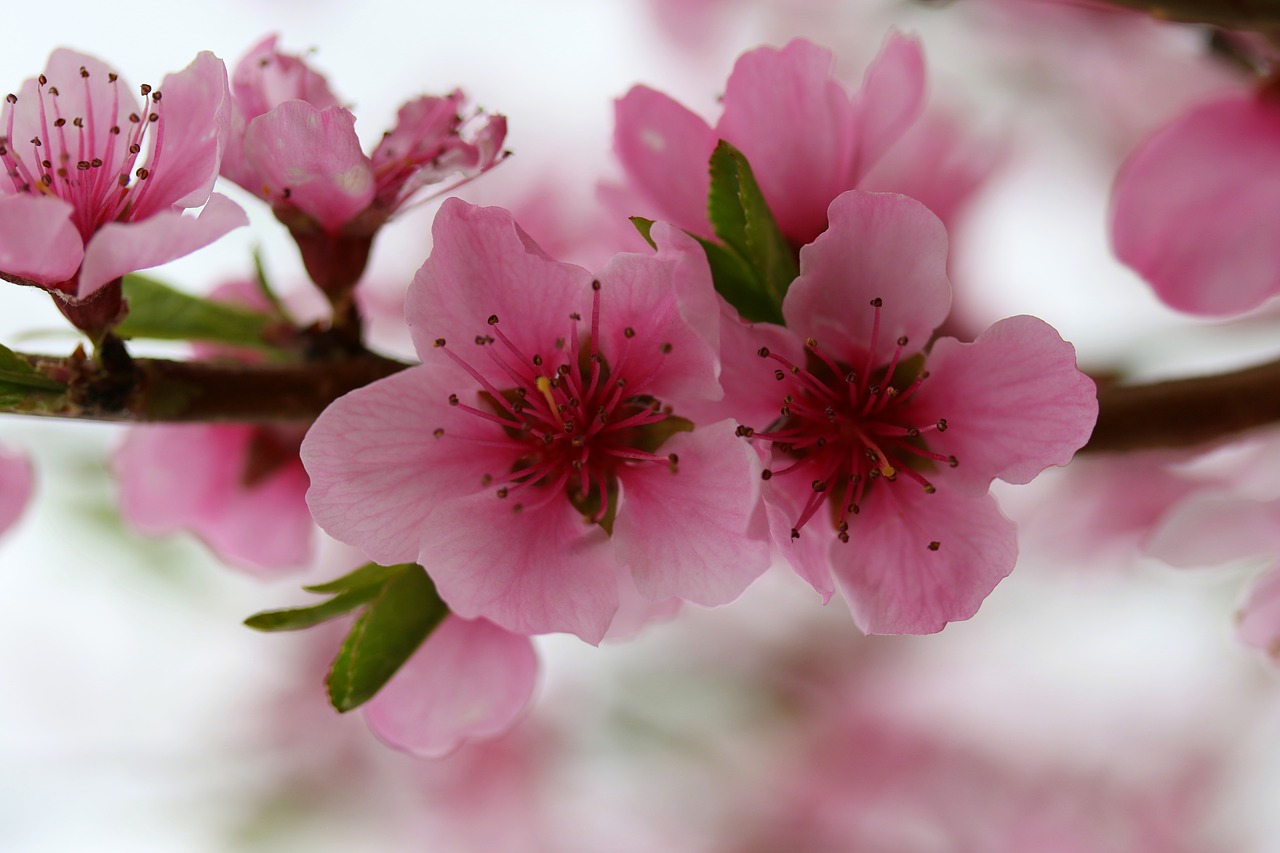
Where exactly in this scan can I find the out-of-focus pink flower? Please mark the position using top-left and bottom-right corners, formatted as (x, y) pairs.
(0, 49), (245, 309)
(303, 198), (771, 643)
(222, 36), (506, 292)
(699, 191), (1096, 634)
(612, 35), (927, 247)
(114, 280), (313, 575)
(363, 615), (538, 758)
(1111, 91), (1280, 316)
(0, 443), (32, 537)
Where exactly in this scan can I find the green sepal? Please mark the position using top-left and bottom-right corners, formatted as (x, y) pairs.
(243, 585), (384, 632)
(0, 342), (67, 407)
(630, 216), (658, 249)
(326, 565), (449, 713)
(116, 274), (276, 348)
(705, 141), (799, 323)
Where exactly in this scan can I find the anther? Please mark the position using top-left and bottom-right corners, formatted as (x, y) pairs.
(432, 428), (444, 439)
(624, 327), (635, 338)
(947, 456), (958, 468)
(870, 297), (883, 307)
(897, 336), (908, 346)
(496, 487), (509, 498)
(812, 480), (826, 492)
(487, 314), (499, 325)
(448, 394), (459, 406)
(757, 347), (770, 358)
(761, 469), (773, 481)
(569, 312), (581, 321)
(139, 83), (152, 96)
(936, 418), (948, 432)
(928, 541), (941, 551)
(774, 369), (785, 381)
(790, 528), (800, 540)
(79, 67), (89, 78)
(660, 343), (672, 354)
(433, 338), (446, 347)
(532, 354), (543, 366)
(53, 118), (66, 127)
(591, 280), (601, 291)
(735, 425), (754, 438)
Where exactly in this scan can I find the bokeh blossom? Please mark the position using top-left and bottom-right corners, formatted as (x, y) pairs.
(303, 198), (771, 643)
(700, 191), (1096, 634)
(1111, 90), (1280, 316)
(0, 49), (245, 333)
(222, 36), (507, 295)
(612, 34), (927, 247)
(0, 442), (32, 537)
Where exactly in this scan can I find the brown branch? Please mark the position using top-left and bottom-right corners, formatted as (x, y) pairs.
(1084, 356), (1280, 452)
(1090, 0), (1280, 29)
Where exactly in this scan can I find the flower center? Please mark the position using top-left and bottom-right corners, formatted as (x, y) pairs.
(1, 65), (164, 238)
(745, 297), (955, 544)
(433, 280), (685, 528)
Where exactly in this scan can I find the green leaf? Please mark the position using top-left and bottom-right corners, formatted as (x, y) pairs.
(704, 141), (799, 322)
(116, 274), (276, 348)
(0, 342), (64, 392)
(630, 216), (658, 250)
(243, 586), (383, 632)
(303, 561), (415, 595)
(326, 565), (449, 713)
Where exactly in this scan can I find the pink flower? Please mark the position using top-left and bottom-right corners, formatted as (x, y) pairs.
(222, 36), (506, 292)
(612, 34), (925, 247)
(302, 198), (771, 643)
(1111, 91), (1280, 316)
(0, 442), (32, 537)
(0, 49), (246, 306)
(363, 614), (538, 758)
(701, 191), (1096, 634)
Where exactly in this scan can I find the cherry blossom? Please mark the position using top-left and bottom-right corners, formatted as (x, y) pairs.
(0, 442), (32, 538)
(1111, 91), (1280, 316)
(0, 49), (245, 329)
(302, 198), (771, 643)
(612, 34), (925, 247)
(222, 36), (507, 294)
(699, 191), (1096, 634)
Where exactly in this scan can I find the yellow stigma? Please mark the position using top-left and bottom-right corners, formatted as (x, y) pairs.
(535, 375), (561, 423)
(880, 463), (896, 478)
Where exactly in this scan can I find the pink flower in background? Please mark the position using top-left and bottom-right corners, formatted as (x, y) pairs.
(222, 36), (506, 291)
(303, 199), (771, 643)
(0, 443), (32, 537)
(701, 191), (1096, 634)
(0, 49), (245, 303)
(613, 34), (925, 247)
(363, 615), (538, 758)
(1111, 91), (1280, 316)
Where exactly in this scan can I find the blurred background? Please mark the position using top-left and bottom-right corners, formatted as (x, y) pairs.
(2, 0), (1279, 850)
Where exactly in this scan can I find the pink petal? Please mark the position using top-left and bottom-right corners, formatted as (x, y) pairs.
(848, 33), (927, 184)
(784, 191), (951, 368)
(612, 419), (771, 605)
(301, 364), (524, 567)
(717, 39), (855, 246)
(0, 194), (83, 288)
(1111, 94), (1280, 316)
(231, 35), (342, 119)
(1145, 495), (1280, 568)
(406, 198), (592, 361)
(129, 51), (230, 219)
(603, 563), (682, 642)
(77, 192), (247, 298)
(416, 492), (621, 644)
(1238, 566), (1280, 662)
(908, 315), (1097, 490)
(115, 424), (312, 575)
(242, 101), (374, 232)
(0, 444), (32, 536)
(612, 85), (716, 235)
(594, 226), (722, 406)
(833, 485), (1017, 635)
(762, 468), (838, 602)
(363, 615), (538, 758)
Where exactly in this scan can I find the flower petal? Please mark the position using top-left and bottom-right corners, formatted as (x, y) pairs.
(0, 194), (83, 288)
(613, 419), (771, 605)
(909, 315), (1097, 490)
(848, 32), (926, 183)
(1145, 494), (1280, 568)
(0, 444), (32, 537)
(363, 615), (538, 758)
(77, 192), (247, 298)
(302, 363), (524, 567)
(833, 485), (1017, 635)
(717, 39), (854, 245)
(784, 190), (951, 367)
(1238, 565), (1280, 662)
(612, 85), (716, 235)
(417, 492), (621, 644)
(231, 35), (342, 120)
(130, 51), (231, 219)
(1111, 94), (1280, 316)
(242, 101), (374, 231)
(406, 198), (592, 362)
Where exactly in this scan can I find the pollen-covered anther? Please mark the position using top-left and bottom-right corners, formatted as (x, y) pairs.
(927, 541), (941, 551)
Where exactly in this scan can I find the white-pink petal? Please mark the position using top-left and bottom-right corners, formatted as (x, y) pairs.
(77, 193), (246, 298)
(1238, 566), (1280, 662)
(0, 444), (32, 537)
(613, 419), (771, 606)
(847, 32), (927, 184)
(363, 615), (538, 759)
(0, 194), (83, 287)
